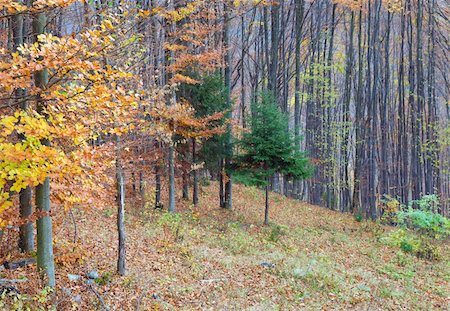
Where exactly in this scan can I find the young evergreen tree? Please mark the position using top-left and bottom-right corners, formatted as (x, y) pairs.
(182, 73), (228, 206)
(234, 93), (312, 225)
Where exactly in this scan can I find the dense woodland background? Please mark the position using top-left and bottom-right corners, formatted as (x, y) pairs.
(0, 0), (449, 309)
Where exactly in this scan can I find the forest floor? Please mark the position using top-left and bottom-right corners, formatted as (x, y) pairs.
(1, 182), (449, 310)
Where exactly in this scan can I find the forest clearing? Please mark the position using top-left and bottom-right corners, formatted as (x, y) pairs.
(1, 182), (449, 310)
(0, 0), (449, 310)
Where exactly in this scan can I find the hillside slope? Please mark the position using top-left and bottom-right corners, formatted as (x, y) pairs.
(2, 182), (448, 310)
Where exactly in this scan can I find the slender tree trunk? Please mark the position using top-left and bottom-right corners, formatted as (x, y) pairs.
(19, 187), (33, 252)
(367, 0), (381, 220)
(325, 3), (337, 210)
(155, 164), (162, 209)
(263, 6), (270, 90)
(218, 160), (224, 208)
(268, 0), (280, 99)
(352, 9), (364, 215)
(416, 0), (425, 196)
(166, 0), (176, 213)
(182, 172), (189, 200)
(241, 14), (246, 128)
(407, 0), (416, 202)
(398, 2), (409, 206)
(131, 172), (136, 194)
(264, 179), (269, 225)
(168, 144), (176, 212)
(139, 171), (144, 199)
(341, 10), (354, 212)
(116, 135), (126, 276)
(12, 5), (34, 253)
(380, 11), (392, 197)
(223, 1), (232, 209)
(293, 0), (304, 199)
(426, 0), (439, 197)
(33, 7), (55, 287)
(192, 139), (199, 206)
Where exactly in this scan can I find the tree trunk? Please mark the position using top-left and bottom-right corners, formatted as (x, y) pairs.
(380, 11), (392, 197)
(398, 1), (409, 206)
(341, 10), (354, 212)
(168, 145), (176, 212)
(182, 171), (189, 200)
(33, 8), (55, 288)
(166, 0), (176, 213)
(268, 0), (280, 99)
(294, 0), (305, 200)
(12, 5), (34, 253)
(155, 164), (162, 209)
(139, 171), (144, 199)
(219, 159), (225, 208)
(367, 0), (381, 220)
(116, 135), (126, 276)
(223, 1), (232, 209)
(192, 139), (199, 206)
(352, 9), (364, 215)
(19, 187), (33, 252)
(264, 181), (269, 225)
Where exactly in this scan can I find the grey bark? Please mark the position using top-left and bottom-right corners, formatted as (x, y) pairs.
(192, 139), (199, 206)
(11, 5), (34, 253)
(223, 1), (232, 209)
(116, 135), (126, 276)
(33, 7), (55, 288)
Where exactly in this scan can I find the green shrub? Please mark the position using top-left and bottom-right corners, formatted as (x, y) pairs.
(95, 271), (113, 286)
(395, 251), (412, 267)
(379, 194), (401, 224)
(200, 177), (211, 187)
(381, 229), (442, 261)
(267, 224), (288, 243)
(218, 223), (256, 254)
(0, 287), (55, 311)
(415, 240), (441, 261)
(381, 194), (450, 238)
(409, 194), (440, 213)
(400, 240), (414, 253)
(397, 208), (449, 238)
(381, 229), (420, 253)
(157, 212), (182, 228)
(354, 213), (364, 222)
(157, 212), (184, 241)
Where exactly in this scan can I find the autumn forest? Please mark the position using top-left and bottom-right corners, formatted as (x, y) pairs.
(0, 0), (449, 309)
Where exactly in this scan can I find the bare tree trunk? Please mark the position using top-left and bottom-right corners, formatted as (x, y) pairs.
(192, 139), (199, 207)
(19, 187), (33, 252)
(139, 171), (144, 199)
(182, 172), (189, 200)
(407, 0), (416, 202)
(352, 9), (364, 215)
(293, 0), (304, 199)
(223, 0), (232, 209)
(380, 11), (392, 197)
(33, 6), (55, 287)
(398, 1), (409, 206)
(116, 135), (126, 276)
(219, 159), (225, 208)
(240, 14), (246, 128)
(367, 0), (381, 220)
(166, 0), (176, 213)
(155, 163), (162, 209)
(341, 10), (354, 212)
(264, 179), (269, 225)
(12, 4), (34, 253)
(168, 144), (176, 212)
